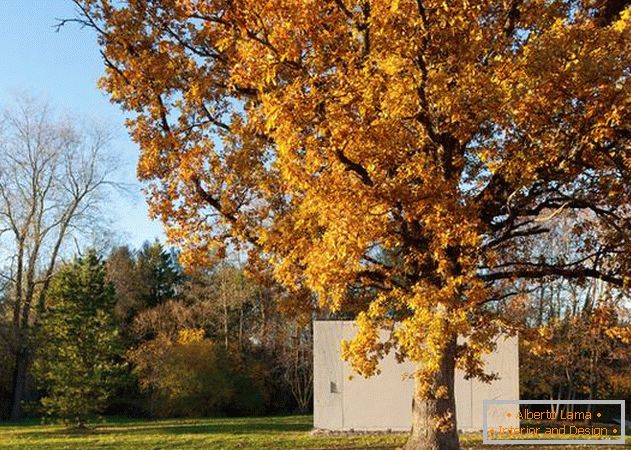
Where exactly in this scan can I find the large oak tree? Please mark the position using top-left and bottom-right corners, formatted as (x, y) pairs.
(72, 0), (630, 448)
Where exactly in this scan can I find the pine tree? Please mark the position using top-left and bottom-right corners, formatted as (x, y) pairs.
(33, 250), (123, 427)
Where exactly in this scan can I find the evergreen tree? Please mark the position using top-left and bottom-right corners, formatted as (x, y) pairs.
(33, 250), (123, 427)
(136, 241), (182, 308)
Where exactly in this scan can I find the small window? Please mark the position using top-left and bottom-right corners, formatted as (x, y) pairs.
(330, 381), (339, 393)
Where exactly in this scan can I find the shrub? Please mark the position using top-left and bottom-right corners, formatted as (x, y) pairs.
(129, 329), (270, 417)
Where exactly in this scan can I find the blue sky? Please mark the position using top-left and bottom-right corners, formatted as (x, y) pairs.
(0, 0), (165, 248)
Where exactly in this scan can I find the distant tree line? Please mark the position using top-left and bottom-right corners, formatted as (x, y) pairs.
(0, 240), (313, 422)
(0, 97), (312, 423)
(105, 240), (314, 419)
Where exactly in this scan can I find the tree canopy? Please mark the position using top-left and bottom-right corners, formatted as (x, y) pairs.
(73, 0), (631, 447)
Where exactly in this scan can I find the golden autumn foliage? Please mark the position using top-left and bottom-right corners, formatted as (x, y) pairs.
(521, 304), (631, 402)
(73, 0), (630, 447)
(127, 328), (271, 417)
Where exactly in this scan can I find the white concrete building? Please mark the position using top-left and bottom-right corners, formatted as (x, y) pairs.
(313, 320), (519, 432)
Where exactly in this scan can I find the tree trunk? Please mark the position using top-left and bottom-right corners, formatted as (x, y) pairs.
(223, 299), (229, 350)
(404, 335), (459, 450)
(9, 347), (29, 420)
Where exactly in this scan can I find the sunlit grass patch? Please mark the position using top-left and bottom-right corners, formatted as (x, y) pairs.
(0, 416), (628, 449)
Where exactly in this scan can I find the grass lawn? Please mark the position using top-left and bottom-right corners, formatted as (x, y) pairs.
(0, 415), (629, 449)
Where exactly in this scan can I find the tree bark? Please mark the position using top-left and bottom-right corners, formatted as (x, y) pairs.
(404, 335), (460, 450)
(9, 346), (29, 420)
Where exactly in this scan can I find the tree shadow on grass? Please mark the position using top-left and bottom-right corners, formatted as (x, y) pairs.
(131, 418), (312, 435)
(27, 416), (313, 437)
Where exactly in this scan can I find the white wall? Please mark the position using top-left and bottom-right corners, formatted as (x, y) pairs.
(313, 320), (519, 432)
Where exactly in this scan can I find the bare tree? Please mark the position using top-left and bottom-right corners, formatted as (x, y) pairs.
(279, 321), (313, 413)
(0, 96), (117, 419)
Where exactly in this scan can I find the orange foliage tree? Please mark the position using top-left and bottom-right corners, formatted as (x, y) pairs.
(70, 1), (630, 448)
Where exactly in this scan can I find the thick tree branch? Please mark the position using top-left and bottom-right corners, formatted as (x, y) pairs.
(335, 148), (374, 187)
(192, 176), (237, 224)
(479, 265), (624, 287)
(594, 0), (630, 26)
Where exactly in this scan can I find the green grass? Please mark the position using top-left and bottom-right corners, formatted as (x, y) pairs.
(0, 416), (404, 450)
(0, 415), (628, 449)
